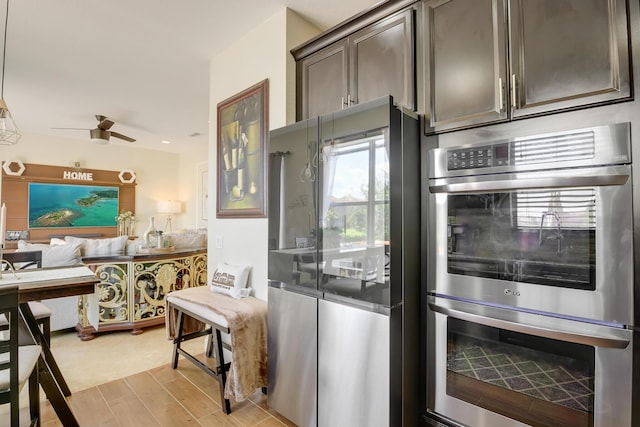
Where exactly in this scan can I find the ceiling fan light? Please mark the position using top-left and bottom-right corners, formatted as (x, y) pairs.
(90, 128), (110, 144)
(0, 99), (21, 145)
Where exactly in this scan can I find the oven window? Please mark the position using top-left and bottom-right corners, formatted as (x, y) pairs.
(447, 318), (594, 427)
(447, 188), (595, 290)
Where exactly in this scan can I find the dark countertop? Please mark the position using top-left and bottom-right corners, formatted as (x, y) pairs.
(80, 247), (207, 264)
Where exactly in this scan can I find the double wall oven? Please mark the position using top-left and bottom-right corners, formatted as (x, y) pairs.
(425, 123), (634, 427)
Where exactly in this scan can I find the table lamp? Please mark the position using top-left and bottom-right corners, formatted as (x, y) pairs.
(157, 200), (181, 232)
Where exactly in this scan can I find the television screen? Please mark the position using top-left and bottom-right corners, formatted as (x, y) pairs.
(28, 183), (119, 228)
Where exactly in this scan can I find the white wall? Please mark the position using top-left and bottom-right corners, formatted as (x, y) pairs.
(177, 151), (209, 230)
(0, 132), (207, 234)
(208, 9), (319, 301)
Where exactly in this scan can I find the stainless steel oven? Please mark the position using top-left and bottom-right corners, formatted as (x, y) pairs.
(425, 123), (635, 426)
(426, 296), (633, 427)
(427, 122), (633, 325)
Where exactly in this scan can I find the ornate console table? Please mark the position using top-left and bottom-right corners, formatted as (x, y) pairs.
(76, 248), (207, 340)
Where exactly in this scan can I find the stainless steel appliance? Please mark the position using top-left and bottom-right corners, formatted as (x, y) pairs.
(268, 96), (420, 426)
(425, 123), (635, 426)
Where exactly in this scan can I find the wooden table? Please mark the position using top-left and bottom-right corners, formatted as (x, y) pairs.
(0, 265), (99, 427)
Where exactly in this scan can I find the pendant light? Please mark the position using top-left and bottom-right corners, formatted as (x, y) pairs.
(0, 0), (19, 145)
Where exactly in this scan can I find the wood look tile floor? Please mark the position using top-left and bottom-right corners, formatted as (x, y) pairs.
(16, 325), (295, 427)
(39, 363), (295, 427)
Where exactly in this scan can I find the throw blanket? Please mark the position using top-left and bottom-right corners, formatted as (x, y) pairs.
(165, 287), (267, 401)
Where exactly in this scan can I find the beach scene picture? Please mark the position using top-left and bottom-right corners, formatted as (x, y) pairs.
(28, 183), (119, 228)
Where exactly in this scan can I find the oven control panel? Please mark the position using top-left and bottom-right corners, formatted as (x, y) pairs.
(431, 123), (631, 179)
(447, 143), (510, 171)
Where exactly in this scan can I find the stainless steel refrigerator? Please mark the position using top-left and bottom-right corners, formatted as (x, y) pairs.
(267, 96), (420, 427)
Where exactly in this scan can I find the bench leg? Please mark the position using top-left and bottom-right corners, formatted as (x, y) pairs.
(205, 333), (214, 358)
(171, 310), (185, 369)
(213, 329), (231, 414)
(170, 305), (232, 415)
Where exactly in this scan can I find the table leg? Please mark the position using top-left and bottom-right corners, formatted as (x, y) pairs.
(37, 354), (80, 427)
(19, 302), (80, 426)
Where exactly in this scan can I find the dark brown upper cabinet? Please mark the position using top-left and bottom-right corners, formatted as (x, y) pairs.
(424, 0), (631, 134)
(298, 39), (350, 120)
(295, 6), (416, 120)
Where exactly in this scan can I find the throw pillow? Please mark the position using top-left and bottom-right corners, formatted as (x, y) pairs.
(16, 240), (82, 267)
(210, 262), (251, 299)
(65, 235), (129, 257)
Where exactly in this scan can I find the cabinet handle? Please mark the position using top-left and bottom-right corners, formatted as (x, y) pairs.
(341, 95), (356, 109)
(498, 77), (504, 111)
(511, 74), (517, 108)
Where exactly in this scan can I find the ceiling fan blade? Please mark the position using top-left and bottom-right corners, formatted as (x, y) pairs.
(110, 131), (135, 142)
(97, 118), (115, 130)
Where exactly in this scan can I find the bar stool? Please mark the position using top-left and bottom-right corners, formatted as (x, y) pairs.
(0, 284), (41, 426)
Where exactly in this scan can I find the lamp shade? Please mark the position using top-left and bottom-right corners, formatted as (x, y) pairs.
(157, 200), (181, 214)
(0, 99), (21, 145)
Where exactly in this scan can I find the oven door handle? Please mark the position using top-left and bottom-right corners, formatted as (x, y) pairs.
(429, 302), (630, 349)
(429, 172), (629, 193)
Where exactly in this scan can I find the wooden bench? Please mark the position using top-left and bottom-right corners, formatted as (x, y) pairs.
(167, 294), (233, 414)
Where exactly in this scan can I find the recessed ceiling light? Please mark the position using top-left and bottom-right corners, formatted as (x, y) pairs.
(161, 140), (171, 144)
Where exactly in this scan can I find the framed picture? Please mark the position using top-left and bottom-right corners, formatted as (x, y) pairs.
(216, 79), (268, 218)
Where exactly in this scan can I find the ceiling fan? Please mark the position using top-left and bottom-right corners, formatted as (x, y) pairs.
(53, 115), (136, 144)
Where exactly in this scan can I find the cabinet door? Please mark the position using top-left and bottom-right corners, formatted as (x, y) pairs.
(509, 0), (631, 117)
(298, 39), (349, 119)
(425, 0), (508, 133)
(349, 8), (415, 110)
